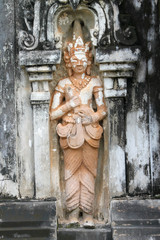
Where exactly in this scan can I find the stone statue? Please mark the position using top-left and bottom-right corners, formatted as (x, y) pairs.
(50, 20), (107, 227)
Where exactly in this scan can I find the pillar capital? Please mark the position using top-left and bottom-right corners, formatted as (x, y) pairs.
(96, 46), (141, 98)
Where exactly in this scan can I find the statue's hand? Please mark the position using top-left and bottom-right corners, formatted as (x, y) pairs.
(78, 112), (93, 125)
(69, 96), (81, 108)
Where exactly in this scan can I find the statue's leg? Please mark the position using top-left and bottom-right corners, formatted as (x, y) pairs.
(80, 183), (95, 227)
(79, 142), (99, 227)
(63, 146), (83, 221)
(79, 174), (94, 213)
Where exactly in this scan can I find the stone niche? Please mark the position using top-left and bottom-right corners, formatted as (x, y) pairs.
(18, 0), (140, 224)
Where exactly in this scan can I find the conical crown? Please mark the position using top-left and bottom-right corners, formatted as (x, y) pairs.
(67, 20), (90, 59)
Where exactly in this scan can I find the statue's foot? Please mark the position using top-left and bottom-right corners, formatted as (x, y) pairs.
(68, 216), (79, 224)
(83, 213), (95, 228)
(68, 208), (79, 226)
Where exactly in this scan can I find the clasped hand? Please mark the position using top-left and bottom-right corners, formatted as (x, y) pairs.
(69, 96), (81, 108)
(69, 96), (93, 125)
(77, 112), (93, 125)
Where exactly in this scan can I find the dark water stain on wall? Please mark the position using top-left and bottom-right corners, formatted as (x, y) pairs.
(0, 0), (18, 192)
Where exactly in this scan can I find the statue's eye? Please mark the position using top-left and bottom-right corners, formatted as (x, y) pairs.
(82, 58), (87, 62)
(71, 59), (77, 63)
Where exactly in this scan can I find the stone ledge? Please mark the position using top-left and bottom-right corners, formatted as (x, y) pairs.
(111, 199), (160, 240)
(19, 50), (61, 66)
(31, 92), (50, 102)
(0, 201), (57, 239)
(104, 89), (127, 98)
(57, 228), (112, 240)
(96, 46), (141, 63)
(29, 73), (53, 82)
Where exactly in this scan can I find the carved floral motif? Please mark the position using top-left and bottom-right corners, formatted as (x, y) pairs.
(18, 0), (137, 51)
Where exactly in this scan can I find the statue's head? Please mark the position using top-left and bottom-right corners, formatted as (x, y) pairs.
(64, 20), (92, 76)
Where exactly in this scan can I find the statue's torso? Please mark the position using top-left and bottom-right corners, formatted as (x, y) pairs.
(57, 76), (102, 108)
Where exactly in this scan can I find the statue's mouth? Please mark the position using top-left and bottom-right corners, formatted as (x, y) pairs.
(76, 66), (83, 71)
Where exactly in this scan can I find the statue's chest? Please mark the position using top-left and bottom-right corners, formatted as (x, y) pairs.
(64, 84), (93, 104)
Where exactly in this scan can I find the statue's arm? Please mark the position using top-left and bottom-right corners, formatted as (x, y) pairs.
(92, 81), (107, 123)
(50, 90), (80, 121)
(50, 90), (66, 120)
(77, 77), (107, 125)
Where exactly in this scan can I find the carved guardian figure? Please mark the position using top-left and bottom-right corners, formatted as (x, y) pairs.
(50, 20), (107, 226)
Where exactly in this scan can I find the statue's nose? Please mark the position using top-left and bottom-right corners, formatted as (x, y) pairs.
(77, 60), (82, 65)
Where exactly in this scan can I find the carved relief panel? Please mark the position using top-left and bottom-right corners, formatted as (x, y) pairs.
(19, 0), (137, 51)
(18, 0), (140, 226)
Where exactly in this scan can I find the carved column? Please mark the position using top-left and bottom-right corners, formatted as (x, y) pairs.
(25, 65), (56, 198)
(24, 66), (53, 198)
(19, 49), (61, 198)
(96, 47), (140, 198)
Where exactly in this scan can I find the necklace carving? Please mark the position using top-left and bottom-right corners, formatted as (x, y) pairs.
(69, 76), (91, 90)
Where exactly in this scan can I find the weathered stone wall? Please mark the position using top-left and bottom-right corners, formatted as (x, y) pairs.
(0, 0), (159, 205)
(0, 1), (160, 239)
(122, 0), (160, 195)
(0, 1), (18, 197)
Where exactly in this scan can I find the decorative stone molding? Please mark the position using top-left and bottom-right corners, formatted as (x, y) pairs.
(19, 0), (41, 50)
(96, 47), (141, 98)
(18, 0), (137, 51)
(19, 50), (61, 66)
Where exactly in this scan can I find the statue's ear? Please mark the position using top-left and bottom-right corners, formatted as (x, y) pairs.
(86, 65), (91, 76)
(68, 68), (73, 77)
(64, 50), (70, 63)
(67, 63), (72, 68)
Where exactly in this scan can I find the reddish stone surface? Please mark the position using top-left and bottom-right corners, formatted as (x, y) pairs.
(50, 20), (107, 225)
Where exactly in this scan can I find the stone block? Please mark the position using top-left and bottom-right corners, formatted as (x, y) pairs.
(111, 200), (160, 240)
(99, 63), (135, 71)
(118, 78), (127, 89)
(57, 228), (112, 240)
(29, 73), (53, 82)
(96, 46), (140, 63)
(104, 78), (114, 90)
(0, 201), (57, 239)
(31, 92), (51, 102)
(19, 50), (61, 66)
(104, 89), (127, 98)
(103, 71), (133, 78)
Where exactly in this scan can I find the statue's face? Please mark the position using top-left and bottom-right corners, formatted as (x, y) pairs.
(70, 54), (87, 74)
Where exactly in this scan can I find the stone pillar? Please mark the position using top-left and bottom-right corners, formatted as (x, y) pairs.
(96, 47), (140, 198)
(18, 50), (61, 199)
(26, 65), (55, 198)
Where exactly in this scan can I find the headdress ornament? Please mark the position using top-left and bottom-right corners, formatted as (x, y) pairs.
(66, 20), (91, 59)
(64, 19), (92, 76)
